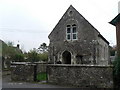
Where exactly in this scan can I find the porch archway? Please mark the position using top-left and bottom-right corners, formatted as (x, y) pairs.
(62, 51), (71, 64)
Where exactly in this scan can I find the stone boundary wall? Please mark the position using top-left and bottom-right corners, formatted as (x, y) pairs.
(11, 63), (36, 82)
(47, 64), (113, 88)
(10, 62), (47, 82)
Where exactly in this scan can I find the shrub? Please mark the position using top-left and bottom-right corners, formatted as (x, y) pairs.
(27, 50), (40, 62)
(12, 54), (25, 62)
(38, 52), (48, 62)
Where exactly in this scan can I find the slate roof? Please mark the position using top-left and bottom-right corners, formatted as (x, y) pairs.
(109, 13), (120, 26)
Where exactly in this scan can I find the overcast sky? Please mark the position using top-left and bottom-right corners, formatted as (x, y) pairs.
(0, 0), (119, 52)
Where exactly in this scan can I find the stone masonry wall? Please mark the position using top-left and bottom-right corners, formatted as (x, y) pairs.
(11, 63), (36, 82)
(36, 63), (47, 73)
(48, 6), (109, 65)
(47, 64), (113, 88)
(10, 62), (48, 82)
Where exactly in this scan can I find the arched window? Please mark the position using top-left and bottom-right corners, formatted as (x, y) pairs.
(72, 24), (77, 40)
(66, 24), (77, 41)
(66, 25), (71, 40)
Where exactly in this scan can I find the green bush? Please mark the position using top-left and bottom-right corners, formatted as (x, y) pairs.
(12, 54), (25, 62)
(27, 49), (40, 62)
(38, 52), (48, 62)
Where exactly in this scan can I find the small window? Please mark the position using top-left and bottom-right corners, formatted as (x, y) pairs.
(67, 25), (70, 27)
(73, 34), (77, 39)
(66, 25), (71, 40)
(72, 24), (77, 40)
(69, 11), (73, 14)
(72, 24), (76, 27)
(72, 27), (76, 33)
(66, 24), (77, 41)
(69, 11), (73, 16)
(67, 34), (71, 40)
(67, 28), (71, 33)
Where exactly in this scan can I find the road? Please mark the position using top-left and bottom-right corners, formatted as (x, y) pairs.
(2, 75), (70, 88)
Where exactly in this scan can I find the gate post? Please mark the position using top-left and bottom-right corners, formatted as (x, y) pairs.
(34, 64), (37, 81)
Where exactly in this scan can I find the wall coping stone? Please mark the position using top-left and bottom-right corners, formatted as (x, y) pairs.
(11, 62), (47, 65)
(11, 62), (36, 66)
(47, 64), (113, 68)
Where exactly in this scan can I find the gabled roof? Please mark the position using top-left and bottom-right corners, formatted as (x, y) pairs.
(48, 5), (73, 38)
(48, 5), (109, 44)
(48, 5), (99, 38)
(109, 13), (120, 26)
(98, 34), (109, 44)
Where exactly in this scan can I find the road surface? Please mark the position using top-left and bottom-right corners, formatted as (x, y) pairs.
(2, 75), (70, 88)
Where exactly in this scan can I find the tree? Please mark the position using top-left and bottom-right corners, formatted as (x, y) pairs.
(38, 52), (48, 62)
(109, 45), (116, 56)
(27, 48), (40, 62)
(1, 40), (23, 70)
(2, 41), (22, 58)
(38, 43), (49, 62)
(12, 54), (25, 62)
(38, 43), (48, 53)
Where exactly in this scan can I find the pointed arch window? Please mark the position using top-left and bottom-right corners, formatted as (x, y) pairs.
(66, 25), (71, 40)
(72, 24), (77, 40)
(66, 24), (77, 41)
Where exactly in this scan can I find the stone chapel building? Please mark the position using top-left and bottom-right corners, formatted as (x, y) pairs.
(48, 5), (110, 65)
